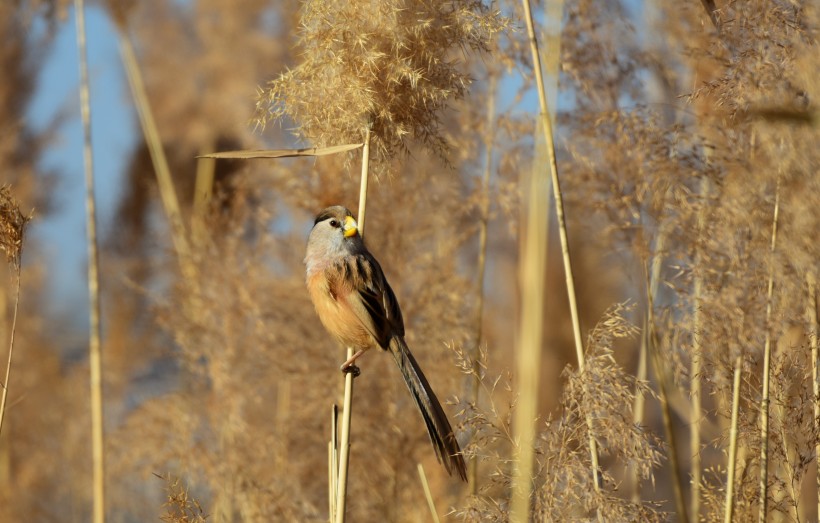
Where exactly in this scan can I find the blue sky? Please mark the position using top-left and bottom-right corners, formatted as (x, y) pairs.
(27, 5), (134, 321)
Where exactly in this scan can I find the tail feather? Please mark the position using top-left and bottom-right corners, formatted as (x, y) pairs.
(388, 337), (467, 481)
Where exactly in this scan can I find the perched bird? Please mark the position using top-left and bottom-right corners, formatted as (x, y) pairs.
(305, 205), (467, 480)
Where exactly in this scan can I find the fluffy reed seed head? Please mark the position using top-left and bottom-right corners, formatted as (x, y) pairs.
(254, 0), (509, 170)
(0, 185), (30, 268)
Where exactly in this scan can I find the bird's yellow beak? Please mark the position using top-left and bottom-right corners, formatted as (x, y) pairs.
(343, 215), (358, 237)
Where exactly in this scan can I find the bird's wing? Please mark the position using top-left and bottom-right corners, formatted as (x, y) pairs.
(335, 252), (404, 349)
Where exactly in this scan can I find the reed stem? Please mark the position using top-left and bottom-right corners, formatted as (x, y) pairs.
(724, 353), (743, 523)
(0, 260), (22, 438)
(758, 177), (781, 523)
(74, 1), (105, 521)
(807, 272), (819, 523)
(509, 115), (550, 522)
(520, 0), (600, 495)
(334, 126), (371, 523)
(468, 72), (497, 495)
(690, 176), (710, 520)
(417, 463), (442, 523)
(118, 30), (191, 272)
(645, 267), (688, 523)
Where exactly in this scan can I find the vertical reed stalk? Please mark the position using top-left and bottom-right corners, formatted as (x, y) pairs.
(334, 127), (371, 523)
(118, 31), (191, 271)
(74, 2), (105, 521)
(690, 294), (703, 515)
(645, 266), (688, 523)
(724, 353), (743, 523)
(774, 394), (800, 522)
(468, 72), (497, 495)
(0, 261), (21, 438)
(329, 405), (338, 522)
(520, 0), (601, 494)
(509, 116), (550, 522)
(630, 320), (648, 503)
(690, 177), (709, 520)
(417, 463), (441, 523)
(631, 225), (667, 502)
(192, 144), (216, 245)
(808, 272), (819, 522)
(758, 177), (781, 523)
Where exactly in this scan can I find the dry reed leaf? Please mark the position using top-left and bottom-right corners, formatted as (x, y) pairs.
(198, 142), (363, 159)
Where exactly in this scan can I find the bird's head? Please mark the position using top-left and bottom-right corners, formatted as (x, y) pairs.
(305, 205), (364, 270)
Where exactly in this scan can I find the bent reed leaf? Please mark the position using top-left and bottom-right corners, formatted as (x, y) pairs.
(198, 143), (364, 160)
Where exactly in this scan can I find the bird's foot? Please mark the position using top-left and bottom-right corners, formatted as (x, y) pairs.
(341, 363), (361, 378)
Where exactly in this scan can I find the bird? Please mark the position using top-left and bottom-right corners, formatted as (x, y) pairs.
(305, 205), (467, 481)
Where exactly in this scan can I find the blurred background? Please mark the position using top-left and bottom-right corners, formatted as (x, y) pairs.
(1, 0), (818, 522)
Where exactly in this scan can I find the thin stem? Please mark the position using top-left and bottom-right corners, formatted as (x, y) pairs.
(630, 319), (648, 503)
(75, 1), (105, 522)
(690, 177), (710, 521)
(724, 354), (743, 523)
(774, 390), (800, 522)
(509, 113), (550, 522)
(334, 127), (371, 523)
(631, 225), (667, 503)
(118, 31), (191, 271)
(645, 265), (689, 523)
(356, 127), (371, 239)
(808, 272), (820, 523)
(0, 266), (21, 438)
(520, 0), (600, 493)
(329, 405), (338, 522)
(468, 72), (497, 495)
(192, 144), (216, 246)
(417, 463), (442, 523)
(758, 177), (781, 523)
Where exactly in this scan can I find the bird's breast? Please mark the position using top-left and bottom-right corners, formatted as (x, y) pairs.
(307, 270), (374, 350)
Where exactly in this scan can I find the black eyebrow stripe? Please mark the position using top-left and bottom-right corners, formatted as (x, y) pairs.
(313, 207), (353, 226)
(313, 210), (335, 225)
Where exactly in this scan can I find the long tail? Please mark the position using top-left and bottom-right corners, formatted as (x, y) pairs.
(388, 336), (467, 481)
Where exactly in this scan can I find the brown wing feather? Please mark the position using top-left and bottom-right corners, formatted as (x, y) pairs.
(337, 252), (403, 349)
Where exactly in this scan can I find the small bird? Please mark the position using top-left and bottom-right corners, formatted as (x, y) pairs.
(305, 205), (467, 480)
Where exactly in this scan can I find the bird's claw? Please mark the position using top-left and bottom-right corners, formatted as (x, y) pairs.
(341, 364), (361, 378)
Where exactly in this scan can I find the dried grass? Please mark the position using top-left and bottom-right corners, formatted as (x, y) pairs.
(1, 1), (819, 522)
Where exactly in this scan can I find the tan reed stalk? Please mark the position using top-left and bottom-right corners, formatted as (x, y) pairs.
(758, 177), (781, 523)
(774, 393), (800, 522)
(192, 145), (216, 245)
(0, 259), (22, 439)
(630, 320), (648, 503)
(417, 463), (442, 523)
(468, 72), (497, 495)
(334, 126), (371, 523)
(118, 31), (191, 270)
(808, 272), (819, 522)
(74, 2), (105, 521)
(630, 225), (667, 502)
(327, 440), (333, 522)
(724, 352), (743, 523)
(509, 116), (550, 522)
(519, 0), (601, 493)
(645, 265), (688, 523)
(690, 177), (709, 520)
(329, 405), (339, 522)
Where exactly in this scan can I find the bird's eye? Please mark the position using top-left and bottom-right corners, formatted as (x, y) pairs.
(329, 219), (340, 228)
